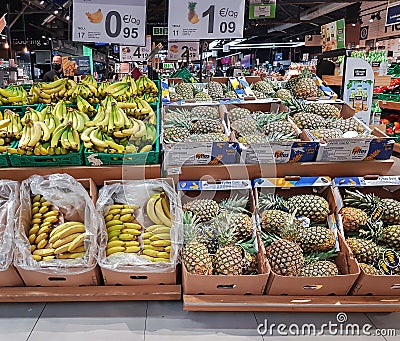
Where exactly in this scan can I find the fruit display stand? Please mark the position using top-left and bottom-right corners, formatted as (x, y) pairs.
(378, 100), (400, 154)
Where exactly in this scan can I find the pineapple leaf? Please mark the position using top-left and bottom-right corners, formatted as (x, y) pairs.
(219, 194), (249, 213)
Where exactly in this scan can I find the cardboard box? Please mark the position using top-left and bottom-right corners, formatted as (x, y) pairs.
(0, 266), (25, 287)
(98, 178), (178, 286)
(333, 176), (400, 295)
(15, 178), (101, 287)
(254, 177), (360, 295)
(179, 179), (270, 295)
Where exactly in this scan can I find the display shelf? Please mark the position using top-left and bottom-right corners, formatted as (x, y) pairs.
(0, 285), (181, 303)
(379, 100), (400, 111)
(165, 159), (395, 181)
(183, 295), (400, 312)
(323, 75), (391, 87)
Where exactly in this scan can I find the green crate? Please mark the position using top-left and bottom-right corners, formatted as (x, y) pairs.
(0, 151), (10, 168)
(84, 105), (161, 166)
(0, 104), (40, 116)
(8, 142), (84, 167)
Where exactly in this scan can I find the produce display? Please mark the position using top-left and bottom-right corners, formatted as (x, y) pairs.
(0, 110), (23, 152)
(182, 195), (259, 276)
(339, 189), (400, 275)
(258, 192), (340, 277)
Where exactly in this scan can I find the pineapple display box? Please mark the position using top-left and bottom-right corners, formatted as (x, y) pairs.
(303, 101), (394, 162)
(15, 178), (102, 287)
(223, 102), (319, 164)
(334, 176), (400, 295)
(163, 103), (240, 167)
(254, 177), (360, 296)
(179, 180), (270, 295)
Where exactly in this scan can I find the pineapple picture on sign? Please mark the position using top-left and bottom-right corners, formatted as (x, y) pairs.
(188, 2), (200, 24)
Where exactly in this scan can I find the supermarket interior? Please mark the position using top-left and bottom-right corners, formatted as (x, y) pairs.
(1, 0), (400, 340)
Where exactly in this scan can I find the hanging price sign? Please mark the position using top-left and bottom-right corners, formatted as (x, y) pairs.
(168, 0), (245, 41)
(72, 0), (146, 46)
(168, 41), (200, 61)
(120, 36), (151, 62)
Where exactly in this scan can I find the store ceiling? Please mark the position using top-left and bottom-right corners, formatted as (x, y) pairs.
(0, 1), (367, 44)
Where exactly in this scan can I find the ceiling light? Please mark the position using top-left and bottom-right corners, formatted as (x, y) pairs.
(42, 35), (46, 39)
(297, 37), (300, 41)
(23, 47), (29, 53)
(376, 12), (382, 20)
(370, 14), (375, 23)
(290, 39), (293, 42)
(66, 15), (70, 20)
(352, 23), (356, 27)
(48, 37), (52, 40)
(4, 42), (9, 49)
(40, 1), (45, 5)
(54, 10), (59, 15)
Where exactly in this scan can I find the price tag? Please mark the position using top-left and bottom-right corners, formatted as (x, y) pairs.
(168, 0), (245, 40)
(120, 36), (151, 62)
(72, 0), (146, 46)
(168, 41), (199, 61)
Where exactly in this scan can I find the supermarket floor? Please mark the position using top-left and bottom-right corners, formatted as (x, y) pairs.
(0, 301), (399, 340)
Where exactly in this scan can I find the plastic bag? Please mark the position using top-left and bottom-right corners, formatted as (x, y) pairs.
(0, 181), (19, 271)
(96, 179), (182, 273)
(14, 174), (101, 275)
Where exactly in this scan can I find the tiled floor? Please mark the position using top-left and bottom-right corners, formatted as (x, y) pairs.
(0, 301), (399, 340)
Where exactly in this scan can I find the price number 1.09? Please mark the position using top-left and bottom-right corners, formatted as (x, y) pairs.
(202, 5), (237, 34)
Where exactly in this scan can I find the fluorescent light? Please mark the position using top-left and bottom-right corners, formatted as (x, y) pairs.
(40, 1), (45, 5)
(54, 10), (59, 15)
(4, 42), (9, 49)
(66, 15), (70, 20)
(42, 35), (46, 39)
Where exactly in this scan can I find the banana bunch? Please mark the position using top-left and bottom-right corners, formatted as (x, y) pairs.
(141, 224), (171, 263)
(28, 194), (87, 262)
(30, 79), (69, 104)
(62, 108), (90, 133)
(81, 75), (98, 94)
(141, 92), (159, 103)
(0, 110), (22, 151)
(76, 95), (97, 117)
(117, 97), (156, 123)
(105, 204), (142, 256)
(22, 107), (44, 123)
(50, 122), (81, 153)
(97, 81), (111, 98)
(42, 109), (61, 134)
(104, 81), (134, 102)
(126, 122), (156, 153)
(146, 192), (172, 227)
(69, 83), (98, 103)
(136, 76), (159, 99)
(51, 100), (67, 121)
(0, 85), (28, 105)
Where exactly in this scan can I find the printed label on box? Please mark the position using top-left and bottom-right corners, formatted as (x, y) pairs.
(253, 177), (331, 188)
(316, 139), (373, 162)
(178, 180), (252, 191)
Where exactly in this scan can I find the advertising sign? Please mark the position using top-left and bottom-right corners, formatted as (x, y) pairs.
(321, 19), (346, 53)
(249, 0), (276, 19)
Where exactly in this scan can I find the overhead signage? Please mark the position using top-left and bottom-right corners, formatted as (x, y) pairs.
(386, 0), (400, 26)
(321, 19), (346, 53)
(168, 41), (200, 61)
(62, 56), (91, 77)
(72, 0), (146, 46)
(168, 0), (245, 40)
(249, 0), (276, 19)
(120, 35), (151, 62)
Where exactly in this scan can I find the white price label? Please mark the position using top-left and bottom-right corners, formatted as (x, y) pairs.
(168, 41), (199, 61)
(120, 36), (151, 62)
(168, 0), (245, 40)
(72, 0), (146, 46)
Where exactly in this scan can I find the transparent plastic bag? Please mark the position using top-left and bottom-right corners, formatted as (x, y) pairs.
(0, 181), (19, 271)
(14, 174), (101, 275)
(96, 179), (183, 273)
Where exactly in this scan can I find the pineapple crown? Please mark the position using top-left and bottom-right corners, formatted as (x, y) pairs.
(237, 237), (258, 255)
(219, 194), (249, 214)
(255, 111), (289, 128)
(279, 209), (301, 242)
(303, 249), (337, 264)
(357, 220), (384, 242)
(284, 98), (310, 114)
(212, 212), (239, 247)
(258, 192), (288, 212)
(183, 211), (202, 245)
(265, 131), (298, 142)
(343, 189), (381, 213)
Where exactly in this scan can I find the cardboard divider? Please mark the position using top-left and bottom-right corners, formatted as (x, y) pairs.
(0, 266), (25, 287)
(15, 178), (102, 287)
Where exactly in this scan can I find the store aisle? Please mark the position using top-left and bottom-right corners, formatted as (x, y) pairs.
(0, 302), (398, 340)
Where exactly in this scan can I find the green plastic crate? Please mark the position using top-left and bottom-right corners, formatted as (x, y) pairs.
(0, 104), (40, 116)
(84, 105), (161, 166)
(0, 151), (10, 168)
(8, 141), (84, 167)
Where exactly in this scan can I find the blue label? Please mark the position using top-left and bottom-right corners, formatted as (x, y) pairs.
(387, 4), (400, 25)
(378, 259), (393, 276)
(383, 249), (400, 269)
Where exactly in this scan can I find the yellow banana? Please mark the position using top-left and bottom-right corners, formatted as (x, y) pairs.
(125, 246), (140, 253)
(106, 246), (125, 256)
(123, 223), (142, 230)
(106, 220), (123, 228)
(107, 230), (121, 239)
(121, 229), (141, 236)
(107, 240), (125, 249)
(68, 233), (85, 252)
(50, 221), (82, 237)
(124, 241), (140, 247)
(107, 225), (125, 233)
(119, 234), (135, 241)
(151, 240), (171, 247)
(50, 224), (85, 242)
(52, 232), (83, 249)
(155, 198), (172, 227)
(33, 248), (54, 256)
(146, 196), (163, 225)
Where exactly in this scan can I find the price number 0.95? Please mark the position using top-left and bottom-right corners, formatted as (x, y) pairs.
(105, 11), (140, 39)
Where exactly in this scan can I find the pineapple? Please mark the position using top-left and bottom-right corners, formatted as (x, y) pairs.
(346, 237), (380, 265)
(231, 213), (254, 241)
(308, 103), (340, 119)
(176, 83), (194, 99)
(183, 199), (220, 222)
(164, 126), (191, 143)
(206, 81), (224, 100)
(252, 81), (275, 95)
(258, 193), (288, 212)
(380, 225), (400, 249)
(310, 128), (343, 140)
(263, 121), (296, 137)
(185, 133), (229, 142)
(224, 90), (238, 99)
(339, 207), (368, 232)
(191, 118), (224, 134)
(237, 134), (268, 145)
(292, 112), (326, 130)
(213, 218), (243, 275)
(359, 263), (380, 275)
(252, 90), (266, 99)
(191, 106), (219, 120)
(229, 107), (252, 122)
(169, 92), (183, 101)
(380, 199), (400, 224)
(297, 225), (336, 253)
(327, 117), (364, 133)
(300, 261), (339, 277)
(276, 89), (292, 102)
(231, 117), (260, 136)
(198, 224), (219, 255)
(182, 212), (213, 275)
(261, 210), (291, 234)
(241, 251), (258, 275)
(194, 92), (212, 102)
(284, 77), (299, 93)
(286, 194), (330, 223)
(163, 114), (193, 143)
(294, 78), (319, 99)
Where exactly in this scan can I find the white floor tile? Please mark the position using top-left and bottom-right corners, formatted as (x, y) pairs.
(28, 302), (147, 341)
(0, 303), (45, 341)
(145, 301), (262, 339)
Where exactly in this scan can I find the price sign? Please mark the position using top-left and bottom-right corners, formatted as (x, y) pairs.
(72, 0), (146, 46)
(168, 0), (245, 40)
(168, 41), (199, 61)
(120, 36), (151, 62)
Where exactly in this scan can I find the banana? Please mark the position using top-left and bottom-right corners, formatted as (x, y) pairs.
(146, 225), (168, 232)
(143, 232), (153, 239)
(151, 227), (171, 235)
(151, 240), (171, 247)
(107, 240), (125, 249)
(58, 252), (86, 259)
(32, 255), (42, 261)
(42, 210), (58, 218)
(123, 223), (142, 230)
(121, 229), (141, 236)
(143, 245), (165, 252)
(29, 225), (40, 236)
(33, 248), (54, 256)
(120, 214), (134, 222)
(106, 246), (125, 256)
(31, 218), (42, 224)
(68, 233), (85, 252)
(30, 245), (36, 252)
(38, 226), (51, 235)
(37, 239), (48, 249)
(108, 236), (119, 242)
(42, 216), (58, 224)
(72, 246), (86, 253)
(146, 196), (163, 225)
(108, 208), (122, 216)
(110, 204), (124, 210)
(89, 128), (107, 149)
(119, 234), (135, 241)
(52, 232), (83, 249)
(143, 239), (151, 245)
(54, 243), (72, 255)
(142, 249), (159, 257)
(107, 225), (125, 233)
(104, 214), (114, 222)
(55, 225), (86, 240)
(106, 220), (123, 228)
(124, 241), (140, 247)
(41, 78), (65, 90)
(160, 194), (172, 220)
(154, 197), (172, 227)
(165, 246), (171, 252)
(50, 221), (83, 237)
(107, 230), (121, 239)
(150, 233), (171, 241)
(125, 246), (140, 253)
(81, 126), (97, 143)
